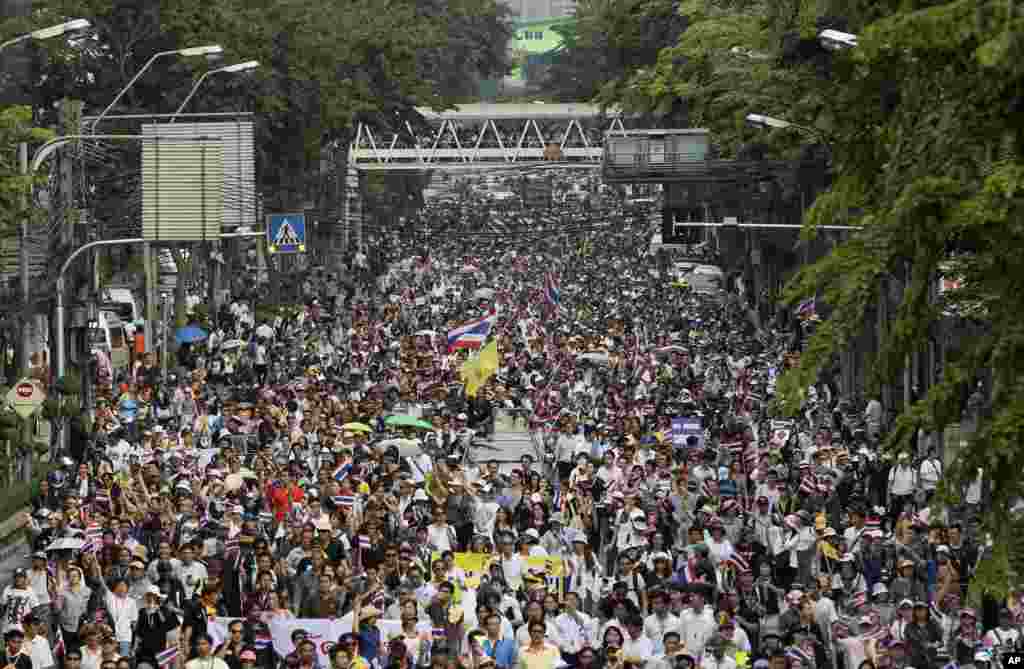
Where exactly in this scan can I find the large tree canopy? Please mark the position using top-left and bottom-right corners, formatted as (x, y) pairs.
(2, 0), (513, 211)
(541, 0), (688, 121)
(573, 0), (1024, 599)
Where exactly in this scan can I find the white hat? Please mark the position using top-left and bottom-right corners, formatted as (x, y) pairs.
(145, 585), (165, 598)
(523, 528), (540, 541)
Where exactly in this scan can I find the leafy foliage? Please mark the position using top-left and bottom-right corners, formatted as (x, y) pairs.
(0, 106), (55, 246)
(574, 0), (1024, 599)
(777, 0), (1024, 601)
(541, 0), (689, 123)
(3, 0), (513, 212)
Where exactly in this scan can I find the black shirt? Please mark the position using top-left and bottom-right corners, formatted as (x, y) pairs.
(0, 652), (32, 669)
(135, 606), (180, 664)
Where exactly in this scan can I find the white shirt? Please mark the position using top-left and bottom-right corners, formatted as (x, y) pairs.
(81, 645), (103, 669)
(843, 526), (868, 556)
(888, 465), (916, 496)
(554, 610), (595, 654)
(966, 469), (984, 504)
(644, 613), (682, 654)
(622, 634), (655, 664)
(918, 458), (942, 491)
(426, 523), (455, 552)
(700, 654), (737, 669)
(985, 626), (1020, 651)
(178, 561), (208, 599)
(499, 554), (524, 590)
(27, 634), (54, 669)
(1, 586), (38, 633)
(839, 636), (868, 669)
(105, 591), (138, 642)
(29, 569), (50, 606)
(474, 501), (500, 539)
(680, 607), (716, 658)
(185, 658), (230, 669)
(779, 527), (816, 569)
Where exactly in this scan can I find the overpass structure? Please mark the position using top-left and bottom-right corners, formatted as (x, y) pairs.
(349, 103), (626, 171)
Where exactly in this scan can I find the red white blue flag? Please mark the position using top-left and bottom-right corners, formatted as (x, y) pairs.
(543, 271), (561, 308)
(447, 310), (496, 351)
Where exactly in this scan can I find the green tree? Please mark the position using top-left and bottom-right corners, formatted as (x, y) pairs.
(597, 0), (1024, 600)
(4, 0), (512, 318)
(542, 0), (688, 122)
(768, 0), (1024, 602)
(0, 106), (53, 245)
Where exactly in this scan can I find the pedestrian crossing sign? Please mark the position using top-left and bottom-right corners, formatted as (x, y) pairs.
(267, 213), (307, 254)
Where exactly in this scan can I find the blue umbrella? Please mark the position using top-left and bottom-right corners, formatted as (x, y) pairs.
(175, 325), (209, 345)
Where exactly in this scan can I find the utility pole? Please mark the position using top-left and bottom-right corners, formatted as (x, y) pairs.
(160, 293), (169, 381)
(143, 242), (154, 353)
(18, 141), (29, 376)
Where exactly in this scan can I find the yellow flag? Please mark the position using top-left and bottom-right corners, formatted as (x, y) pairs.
(460, 354), (484, 396)
(479, 338), (499, 377)
(461, 339), (498, 397)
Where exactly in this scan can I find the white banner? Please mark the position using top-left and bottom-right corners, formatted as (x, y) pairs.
(270, 618), (346, 665)
(209, 617), (403, 664)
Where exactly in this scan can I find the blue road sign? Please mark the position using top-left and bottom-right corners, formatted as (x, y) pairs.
(267, 213), (306, 254)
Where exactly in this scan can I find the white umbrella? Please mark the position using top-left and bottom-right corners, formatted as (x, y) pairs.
(46, 537), (85, 552)
(577, 351), (610, 365)
(377, 438), (423, 457)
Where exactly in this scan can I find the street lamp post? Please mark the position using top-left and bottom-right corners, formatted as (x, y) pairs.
(55, 231), (265, 382)
(819, 29), (858, 50)
(0, 19), (91, 51)
(0, 19), (92, 377)
(89, 44), (224, 133)
(170, 60), (259, 121)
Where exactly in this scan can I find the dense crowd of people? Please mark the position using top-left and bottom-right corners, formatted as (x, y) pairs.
(0, 180), (1012, 669)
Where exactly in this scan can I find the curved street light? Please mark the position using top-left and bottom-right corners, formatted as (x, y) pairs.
(0, 18), (91, 51)
(90, 44), (224, 133)
(745, 113), (829, 145)
(170, 60), (260, 122)
(819, 29), (858, 50)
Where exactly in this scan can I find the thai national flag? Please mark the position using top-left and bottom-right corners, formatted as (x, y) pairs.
(334, 463), (352, 483)
(543, 271), (560, 308)
(335, 495), (355, 508)
(358, 535), (371, 548)
(446, 311), (496, 351)
(254, 634), (272, 650)
(157, 646), (178, 669)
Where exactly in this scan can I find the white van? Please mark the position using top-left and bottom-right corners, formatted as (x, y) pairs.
(88, 311), (131, 372)
(101, 287), (140, 336)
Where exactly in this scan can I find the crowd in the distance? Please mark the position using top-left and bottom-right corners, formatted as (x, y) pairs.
(0, 184), (1013, 669)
